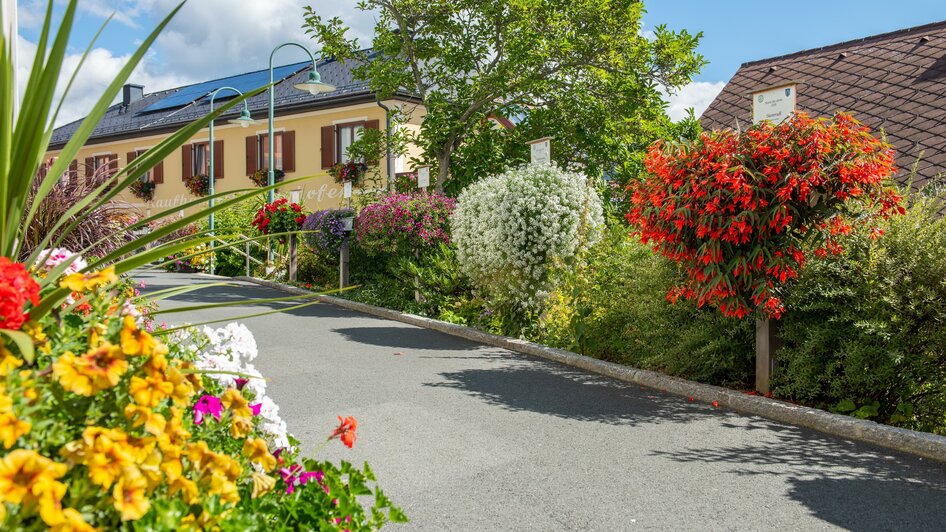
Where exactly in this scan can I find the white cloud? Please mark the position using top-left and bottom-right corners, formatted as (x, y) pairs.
(16, 35), (192, 126)
(663, 81), (726, 122)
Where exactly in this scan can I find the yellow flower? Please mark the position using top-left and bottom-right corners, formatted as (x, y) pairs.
(0, 339), (22, 376)
(59, 266), (117, 293)
(23, 321), (50, 354)
(49, 507), (95, 532)
(158, 441), (183, 482)
(163, 407), (191, 447)
(53, 344), (128, 396)
(251, 471), (276, 499)
(128, 374), (173, 408)
(166, 364), (198, 406)
(61, 427), (135, 489)
(0, 450), (69, 526)
(123, 404), (166, 436)
(229, 415), (252, 439)
(0, 412), (31, 448)
(120, 316), (156, 356)
(168, 476), (199, 504)
(112, 467), (150, 521)
(206, 471), (240, 503)
(221, 388), (253, 419)
(242, 438), (276, 472)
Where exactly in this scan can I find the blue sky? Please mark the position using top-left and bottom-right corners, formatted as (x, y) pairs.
(14, 0), (946, 125)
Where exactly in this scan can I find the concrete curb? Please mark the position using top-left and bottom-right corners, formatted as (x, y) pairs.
(236, 275), (946, 464)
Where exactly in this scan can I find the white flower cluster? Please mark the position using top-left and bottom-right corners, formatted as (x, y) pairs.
(191, 322), (291, 449)
(451, 164), (604, 308)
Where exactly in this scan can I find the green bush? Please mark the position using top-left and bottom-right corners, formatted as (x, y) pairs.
(297, 246), (338, 288)
(777, 190), (946, 432)
(198, 196), (266, 276)
(541, 225), (754, 387)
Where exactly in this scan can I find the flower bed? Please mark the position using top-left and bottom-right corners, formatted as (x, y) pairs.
(0, 251), (404, 528)
(355, 192), (455, 256)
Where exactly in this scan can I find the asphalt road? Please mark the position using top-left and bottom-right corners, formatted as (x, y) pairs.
(144, 271), (946, 531)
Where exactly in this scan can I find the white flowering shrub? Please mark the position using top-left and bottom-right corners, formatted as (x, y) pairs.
(176, 322), (291, 449)
(451, 164), (604, 309)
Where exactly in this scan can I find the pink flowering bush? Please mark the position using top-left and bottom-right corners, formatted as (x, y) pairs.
(355, 192), (455, 256)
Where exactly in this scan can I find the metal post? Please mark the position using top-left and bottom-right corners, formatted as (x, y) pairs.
(288, 234), (298, 282)
(339, 238), (350, 289)
(207, 86), (254, 276)
(245, 241), (251, 277)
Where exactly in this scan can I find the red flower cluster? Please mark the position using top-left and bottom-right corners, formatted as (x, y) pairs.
(251, 198), (307, 236)
(330, 415), (357, 448)
(0, 257), (41, 330)
(626, 112), (902, 319)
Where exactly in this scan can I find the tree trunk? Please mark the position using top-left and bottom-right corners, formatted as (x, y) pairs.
(435, 152), (450, 193)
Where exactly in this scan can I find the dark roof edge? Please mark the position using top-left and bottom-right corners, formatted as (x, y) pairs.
(48, 91), (422, 151)
(741, 19), (946, 68)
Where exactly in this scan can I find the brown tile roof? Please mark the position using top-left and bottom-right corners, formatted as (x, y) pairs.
(700, 20), (946, 188)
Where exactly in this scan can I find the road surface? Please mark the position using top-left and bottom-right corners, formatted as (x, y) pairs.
(144, 271), (946, 531)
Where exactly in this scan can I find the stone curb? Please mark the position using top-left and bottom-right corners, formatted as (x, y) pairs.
(236, 275), (946, 464)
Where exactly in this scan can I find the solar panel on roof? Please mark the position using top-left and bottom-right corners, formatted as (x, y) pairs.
(141, 61), (311, 113)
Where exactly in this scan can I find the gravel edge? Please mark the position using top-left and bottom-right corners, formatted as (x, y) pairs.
(236, 275), (946, 464)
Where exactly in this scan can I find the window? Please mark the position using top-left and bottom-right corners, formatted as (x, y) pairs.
(257, 133), (284, 171)
(191, 143), (209, 176)
(132, 150), (151, 182)
(85, 154), (117, 180)
(336, 122), (364, 164)
(93, 155), (112, 175)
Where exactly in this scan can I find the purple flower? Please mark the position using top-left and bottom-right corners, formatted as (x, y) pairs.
(193, 394), (223, 425)
(234, 377), (249, 390)
(250, 402), (262, 416)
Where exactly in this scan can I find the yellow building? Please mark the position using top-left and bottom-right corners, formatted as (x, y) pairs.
(45, 59), (425, 217)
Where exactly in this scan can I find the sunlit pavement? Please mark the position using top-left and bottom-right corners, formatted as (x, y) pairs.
(145, 271), (946, 531)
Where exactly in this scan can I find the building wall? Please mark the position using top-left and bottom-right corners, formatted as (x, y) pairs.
(45, 101), (410, 218)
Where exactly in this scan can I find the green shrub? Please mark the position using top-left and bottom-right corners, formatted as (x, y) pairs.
(198, 196), (266, 276)
(541, 225), (754, 387)
(297, 246), (338, 288)
(777, 190), (946, 432)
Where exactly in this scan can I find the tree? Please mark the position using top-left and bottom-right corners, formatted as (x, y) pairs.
(303, 0), (705, 193)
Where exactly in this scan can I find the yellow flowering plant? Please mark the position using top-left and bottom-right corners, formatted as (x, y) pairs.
(0, 265), (403, 529)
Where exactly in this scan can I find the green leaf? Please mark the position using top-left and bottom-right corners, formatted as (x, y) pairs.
(0, 329), (35, 365)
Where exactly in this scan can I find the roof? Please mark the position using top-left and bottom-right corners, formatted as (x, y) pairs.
(700, 20), (946, 188)
(49, 51), (410, 149)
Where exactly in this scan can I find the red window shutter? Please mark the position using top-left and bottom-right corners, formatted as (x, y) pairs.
(283, 130), (295, 172)
(245, 135), (258, 176)
(126, 151), (137, 177)
(85, 157), (94, 177)
(182, 145), (192, 180)
(213, 140), (224, 179)
(153, 161), (164, 184)
(69, 160), (78, 178)
(321, 125), (335, 169)
(108, 154), (119, 177)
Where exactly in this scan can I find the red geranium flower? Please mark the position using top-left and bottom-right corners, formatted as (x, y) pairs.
(0, 257), (40, 330)
(330, 415), (358, 448)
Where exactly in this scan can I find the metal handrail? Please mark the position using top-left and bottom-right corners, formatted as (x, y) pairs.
(211, 233), (286, 276)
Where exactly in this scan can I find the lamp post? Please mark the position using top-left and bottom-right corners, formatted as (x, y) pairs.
(266, 43), (336, 264)
(207, 87), (257, 275)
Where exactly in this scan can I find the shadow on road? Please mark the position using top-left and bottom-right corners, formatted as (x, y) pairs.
(426, 362), (711, 426)
(652, 418), (946, 530)
(331, 326), (481, 351)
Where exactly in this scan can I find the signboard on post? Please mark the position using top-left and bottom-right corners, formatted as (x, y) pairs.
(528, 137), (552, 166)
(416, 165), (431, 190)
(751, 84), (796, 125)
(343, 181), (352, 199)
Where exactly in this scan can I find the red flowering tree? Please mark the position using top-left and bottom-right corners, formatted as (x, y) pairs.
(626, 112), (903, 319)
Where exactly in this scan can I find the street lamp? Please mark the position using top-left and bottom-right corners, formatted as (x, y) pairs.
(207, 86), (257, 275)
(265, 43), (335, 264)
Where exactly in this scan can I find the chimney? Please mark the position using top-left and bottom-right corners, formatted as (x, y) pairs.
(122, 84), (144, 106)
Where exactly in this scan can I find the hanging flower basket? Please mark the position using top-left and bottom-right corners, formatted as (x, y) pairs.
(129, 179), (156, 202)
(251, 198), (308, 243)
(249, 167), (286, 188)
(328, 161), (368, 185)
(184, 174), (212, 197)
